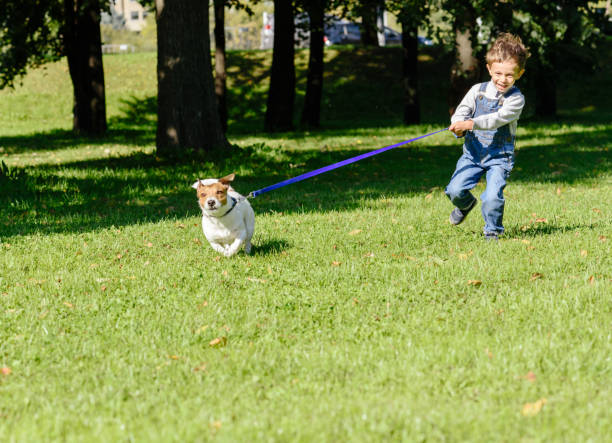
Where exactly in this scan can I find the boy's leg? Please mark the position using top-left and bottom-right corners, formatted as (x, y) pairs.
(480, 164), (510, 235)
(445, 154), (484, 211)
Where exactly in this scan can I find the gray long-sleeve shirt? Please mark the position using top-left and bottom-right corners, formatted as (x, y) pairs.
(451, 81), (525, 136)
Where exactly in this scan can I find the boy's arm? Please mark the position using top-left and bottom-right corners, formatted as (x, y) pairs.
(471, 93), (525, 130)
(450, 85), (478, 136)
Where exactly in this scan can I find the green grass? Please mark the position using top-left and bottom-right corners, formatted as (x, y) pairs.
(1, 45), (611, 442)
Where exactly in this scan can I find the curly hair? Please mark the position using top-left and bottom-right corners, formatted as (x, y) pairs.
(486, 33), (530, 70)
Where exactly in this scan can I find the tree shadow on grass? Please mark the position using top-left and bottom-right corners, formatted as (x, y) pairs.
(0, 128), (154, 155)
(1, 123), (610, 240)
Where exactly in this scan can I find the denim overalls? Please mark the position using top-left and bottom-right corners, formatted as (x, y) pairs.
(445, 82), (520, 235)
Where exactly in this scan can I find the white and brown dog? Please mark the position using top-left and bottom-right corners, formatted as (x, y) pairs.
(192, 173), (255, 257)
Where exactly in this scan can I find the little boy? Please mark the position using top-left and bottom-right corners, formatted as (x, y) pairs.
(445, 33), (530, 240)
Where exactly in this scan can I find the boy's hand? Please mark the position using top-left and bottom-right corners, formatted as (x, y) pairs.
(449, 120), (474, 137)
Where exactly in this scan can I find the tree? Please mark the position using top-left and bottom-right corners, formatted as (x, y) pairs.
(0, 1), (62, 89)
(447, 1), (480, 116)
(300, 0), (327, 128)
(211, 0), (257, 133)
(0, 0), (107, 135)
(213, 0), (228, 132)
(388, 0), (429, 124)
(510, 0), (603, 118)
(355, 0), (381, 46)
(435, 0), (605, 118)
(264, 0), (296, 132)
(155, 0), (229, 155)
(64, 0), (107, 135)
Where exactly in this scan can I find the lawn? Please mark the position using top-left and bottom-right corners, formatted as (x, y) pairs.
(0, 44), (611, 442)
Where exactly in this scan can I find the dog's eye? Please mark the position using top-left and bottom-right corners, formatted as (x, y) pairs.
(216, 191), (223, 195)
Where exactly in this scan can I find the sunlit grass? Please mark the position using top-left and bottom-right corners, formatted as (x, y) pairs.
(1, 46), (611, 441)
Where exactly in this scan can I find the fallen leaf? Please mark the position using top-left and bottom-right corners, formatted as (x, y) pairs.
(535, 218), (547, 223)
(599, 236), (607, 242)
(530, 273), (543, 282)
(209, 337), (227, 347)
(467, 280), (482, 286)
(523, 371), (537, 383)
(425, 193), (433, 200)
(348, 229), (362, 235)
(1, 367), (11, 376)
(521, 398), (547, 416)
(168, 355), (180, 360)
(63, 302), (74, 309)
(588, 275), (595, 285)
(521, 240), (531, 245)
(592, 208), (601, 214)
(145, 242), (153, 248)
(363, 252), (375, 258)
(331, 261), (341, 266)
(556, 187), (561, 195)
(580, 250), (588, 257)
(485, 348), (493, 359)
(193, 363), (207, 372)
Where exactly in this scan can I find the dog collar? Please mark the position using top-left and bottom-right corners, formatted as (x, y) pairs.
(219, 196), (238, 217)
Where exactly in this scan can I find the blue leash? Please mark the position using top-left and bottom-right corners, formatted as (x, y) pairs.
(247, 128), (448, 198)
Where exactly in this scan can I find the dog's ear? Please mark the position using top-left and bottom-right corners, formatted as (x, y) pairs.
(219, 173), (235, 185)
(191, 179), (203, 190)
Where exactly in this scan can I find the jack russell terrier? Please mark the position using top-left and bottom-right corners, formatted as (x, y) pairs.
(192, 173), (255, 257)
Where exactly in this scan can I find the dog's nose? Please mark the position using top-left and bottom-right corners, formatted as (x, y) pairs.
(207, 199), (216, 208)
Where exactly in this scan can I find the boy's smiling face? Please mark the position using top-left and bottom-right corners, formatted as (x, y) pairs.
(486, 59), (524, 93)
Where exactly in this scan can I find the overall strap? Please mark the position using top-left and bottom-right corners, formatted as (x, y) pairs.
(475, 82), (489, 103)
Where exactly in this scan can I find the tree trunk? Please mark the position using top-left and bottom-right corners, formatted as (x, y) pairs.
(534, 62), (557, 117)
(63, 0), (107, 135)
(448, 5), (479, 116)
(360, 0), (379, 47)
(492, 0), (514, 35)
(301, 0), (326, 128)
(214, 0), (227, 132)
(401, 21), (419, 125)
(264, 0), (295, 132)
(155, 0), (229, 155)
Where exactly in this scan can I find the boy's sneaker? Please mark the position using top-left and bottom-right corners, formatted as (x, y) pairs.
(449, 198), (477, 225)
(484, 232), (499, 241)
